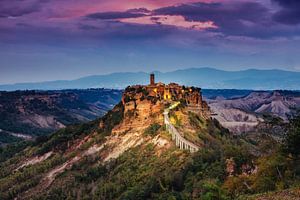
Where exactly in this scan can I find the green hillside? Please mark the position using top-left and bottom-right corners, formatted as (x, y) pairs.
(0, 99), (299, 200)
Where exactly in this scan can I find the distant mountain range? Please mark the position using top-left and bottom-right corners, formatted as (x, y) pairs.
(1, 68), (300, 91)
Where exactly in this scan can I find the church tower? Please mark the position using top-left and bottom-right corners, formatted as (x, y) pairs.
(150, 73), (155, 85)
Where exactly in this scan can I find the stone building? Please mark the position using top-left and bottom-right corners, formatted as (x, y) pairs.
(145, 74), (210, 118)
(121, 74), (210, 118)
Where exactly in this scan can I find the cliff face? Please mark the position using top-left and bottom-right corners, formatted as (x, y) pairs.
(123, 84), (210, 117)
(115, 90), (163, 135)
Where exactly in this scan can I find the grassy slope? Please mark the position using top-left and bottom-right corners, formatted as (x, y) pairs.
(0, 102), (124, 199)
(30, 134), (231, 200)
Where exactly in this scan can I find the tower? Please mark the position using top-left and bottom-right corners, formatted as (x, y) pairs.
(150, 73), (155, 85)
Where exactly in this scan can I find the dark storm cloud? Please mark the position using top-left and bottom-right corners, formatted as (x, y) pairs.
(272, 0), (300, 25)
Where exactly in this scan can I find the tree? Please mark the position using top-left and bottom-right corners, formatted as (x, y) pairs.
(283, 114), (300, 158)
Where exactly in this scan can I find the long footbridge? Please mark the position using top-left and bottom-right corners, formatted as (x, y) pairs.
(164, 102), (200, 153)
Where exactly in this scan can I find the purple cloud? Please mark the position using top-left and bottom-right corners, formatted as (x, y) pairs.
(273, 0), (300, 8)
(0, 0), (41, 18)
(83, 2), (271, 38)
(155, 2), (269, 23)
(86, 8), (150, 20)
(83, 1), (300, 39)
(1, 0), (300, 83)
(272, 0), (300, 25)
(153, 2), (276, 38)
(1, 0), (299, 45)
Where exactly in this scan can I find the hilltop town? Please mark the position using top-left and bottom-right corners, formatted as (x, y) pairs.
(122, 74), (210, 119)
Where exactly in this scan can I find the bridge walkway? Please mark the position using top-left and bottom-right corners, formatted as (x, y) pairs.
(163, 102), (200, 153)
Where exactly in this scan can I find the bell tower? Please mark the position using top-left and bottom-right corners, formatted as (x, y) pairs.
(150, 73), (155, 85)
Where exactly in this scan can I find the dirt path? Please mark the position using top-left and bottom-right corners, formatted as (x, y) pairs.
(15, 151), (53, 171)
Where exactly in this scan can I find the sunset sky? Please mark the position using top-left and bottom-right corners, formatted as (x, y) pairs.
(1, 0), (300, 84)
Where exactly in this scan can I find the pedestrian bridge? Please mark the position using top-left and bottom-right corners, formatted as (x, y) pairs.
(164, 102), (200, 153)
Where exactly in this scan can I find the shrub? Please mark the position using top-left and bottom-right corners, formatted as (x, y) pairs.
(202, 181), (229, 200)
(144, 123), (161, 136)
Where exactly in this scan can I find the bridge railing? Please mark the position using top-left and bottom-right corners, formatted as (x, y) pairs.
(164, 102), (200, 153)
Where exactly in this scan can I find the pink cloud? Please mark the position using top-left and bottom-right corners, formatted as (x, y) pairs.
(119, 15), (218, 30)
(101, 0), (214, 10)
(1, 0), (219, 23)
(37, 0), (216, 19)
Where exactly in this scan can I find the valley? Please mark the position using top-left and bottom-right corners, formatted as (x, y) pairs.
(207, 90), (300, 134)
(0, 89), (122, 145)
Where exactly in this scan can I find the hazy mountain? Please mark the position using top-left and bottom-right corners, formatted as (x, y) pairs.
(202, 89), (253, 99)
(1, 68), (300, 91)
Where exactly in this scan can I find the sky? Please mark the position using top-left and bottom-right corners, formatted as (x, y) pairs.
(1, 0), (300, 84)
